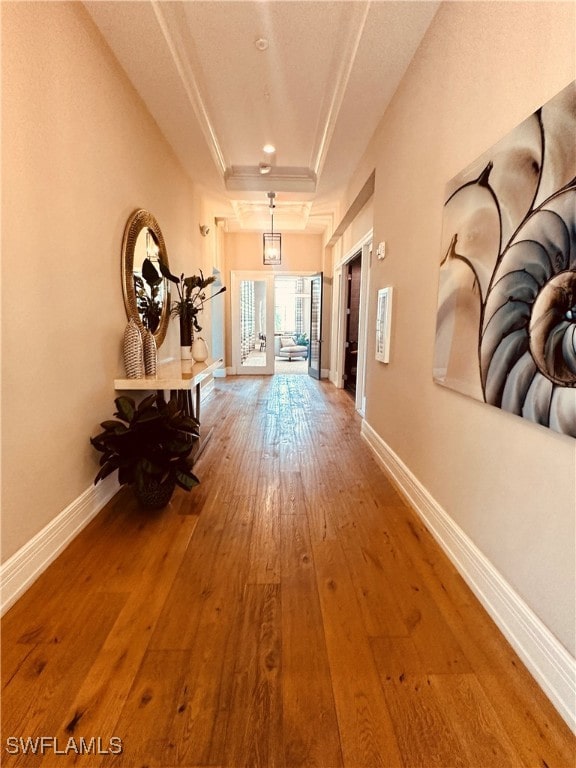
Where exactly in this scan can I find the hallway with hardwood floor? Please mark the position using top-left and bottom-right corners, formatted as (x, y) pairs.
(2, 375), (575, 768)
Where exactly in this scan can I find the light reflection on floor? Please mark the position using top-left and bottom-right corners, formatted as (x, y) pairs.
(241, 350), (308, 374)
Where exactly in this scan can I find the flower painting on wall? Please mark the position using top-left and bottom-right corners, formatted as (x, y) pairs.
(433, 80), (576, 437)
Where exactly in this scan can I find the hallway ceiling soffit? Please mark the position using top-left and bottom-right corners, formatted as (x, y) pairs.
(84, 1), (440, 234)
(231, 199), (313, 231)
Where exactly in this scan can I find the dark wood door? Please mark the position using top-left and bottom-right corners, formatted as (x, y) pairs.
(308, 272), (323, 380)
(344, 255), (361, 394)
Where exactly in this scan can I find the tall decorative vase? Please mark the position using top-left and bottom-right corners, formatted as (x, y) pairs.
(191, 336), (209, 362)
(123, 319), (144, 378)
(143, 329), (157, 376)
(179, 310), (192, 360)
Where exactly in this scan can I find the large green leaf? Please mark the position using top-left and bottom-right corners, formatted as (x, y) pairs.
(94, 460), (119, 484)
(164, 438), (194, 457)
(99, 420), (128, 433)
(132, 409), (163, 427)
(137, 393), (158, 413)
(90, 435), (105, 451)
(118, 465), (135, 486)
(114, 396), (136, 422)
(139, 457), (164, 476)
(158, 260), (180, 284)
(175, 468), (200, 490)
(162, 398), (178, 419)
(178, 413), (200, 430)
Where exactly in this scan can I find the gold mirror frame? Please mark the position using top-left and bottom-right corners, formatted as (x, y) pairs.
(121, 209), (171, 347)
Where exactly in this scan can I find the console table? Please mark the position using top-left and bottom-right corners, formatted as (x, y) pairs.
(114, 357), (223, 454)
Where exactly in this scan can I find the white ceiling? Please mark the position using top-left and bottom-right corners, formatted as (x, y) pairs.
(84, 0), (439, 234)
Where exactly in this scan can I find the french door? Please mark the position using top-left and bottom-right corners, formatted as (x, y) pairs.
(230, 271), (275, 374)
(308, 272), (323, 380)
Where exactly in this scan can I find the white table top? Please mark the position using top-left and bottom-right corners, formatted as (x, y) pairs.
(114, 357), (223, 390)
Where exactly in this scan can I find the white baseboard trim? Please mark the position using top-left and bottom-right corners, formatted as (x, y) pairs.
(0, 474), (119, 617)
(361, 419), (576, 733)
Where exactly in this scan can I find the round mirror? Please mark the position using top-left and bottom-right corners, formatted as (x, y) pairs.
(121, 209), (171, 347)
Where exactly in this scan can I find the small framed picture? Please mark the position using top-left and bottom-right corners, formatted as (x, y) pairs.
(376, 287), (393, 363)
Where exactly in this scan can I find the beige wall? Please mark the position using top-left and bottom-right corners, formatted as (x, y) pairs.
(1, 2), (210, 561)
(341, 199), (374, 261)
(353, 1), (575, 653)
(225, 231), (323, 273)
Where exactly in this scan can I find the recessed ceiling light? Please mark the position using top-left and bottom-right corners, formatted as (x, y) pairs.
(254, 37), (269, 51)
(262, 144), (276, 154)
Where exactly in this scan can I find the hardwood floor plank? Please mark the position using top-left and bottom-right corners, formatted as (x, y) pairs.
(370, 636), (425, 677)
(222, 584), (283, 768)
(173, 497), (254, 766)
(379, 674), (467, 768)
(330, 491), (407, 638)
(427, 673), (522, 768)
(301, 494), (339, 546)
(379, 498), (576, 768)
(99, 650), (192, 767)
(2, 375), (574, 768)
(335, 494), (471, 674)
(1, 592), (127, 768)
(312, 538), (404, 768)
(280, 514), (343, 767)
(279, 471), (306, 515)
(149, 491), (230, 651)
(46, 506), (197, 749)
(248, 489), (281, 585)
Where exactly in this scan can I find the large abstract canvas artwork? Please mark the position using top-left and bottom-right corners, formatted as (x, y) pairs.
(433, 81), (576, 437)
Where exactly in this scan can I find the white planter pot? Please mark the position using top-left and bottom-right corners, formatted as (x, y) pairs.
(191, 337), (209, 362)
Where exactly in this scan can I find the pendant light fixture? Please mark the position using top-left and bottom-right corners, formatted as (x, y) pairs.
(263, 191), (281, 265)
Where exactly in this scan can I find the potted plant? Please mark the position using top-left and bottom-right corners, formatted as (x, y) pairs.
(90, 393), (200, 508)
(158, 265), (226, 355)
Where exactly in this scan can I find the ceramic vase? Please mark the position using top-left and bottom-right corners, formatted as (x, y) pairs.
(191, 336), (209, 362)
(143, 329), (157, 376)
(123, 319), (144, 378)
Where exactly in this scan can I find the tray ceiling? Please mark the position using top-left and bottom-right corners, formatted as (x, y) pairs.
(84, 0), (439, 233)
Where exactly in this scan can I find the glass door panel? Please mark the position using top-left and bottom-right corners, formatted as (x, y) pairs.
(309, 272), (323, 379)
(231, 272), (275, 374)
(240, 279), (266, 368)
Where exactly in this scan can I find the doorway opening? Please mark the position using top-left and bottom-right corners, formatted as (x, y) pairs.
(231, 270), (320, 377)
(273, 275), (311, 374)
(344, 253), (362, 395)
